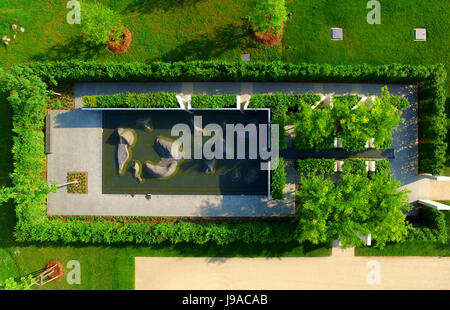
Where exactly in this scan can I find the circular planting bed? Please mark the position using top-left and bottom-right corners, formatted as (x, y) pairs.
(108, 26), (132, 54)
(249, 23), (284, 46)
(45, 260), (64, 280)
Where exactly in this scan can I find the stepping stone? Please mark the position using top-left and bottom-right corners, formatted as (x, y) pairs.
(414, 28), (426, 41)
(331, 28), (343, 40)
(241, 54), (250, 61)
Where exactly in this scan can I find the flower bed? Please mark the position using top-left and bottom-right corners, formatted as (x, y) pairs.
(67, 172), (88, 194)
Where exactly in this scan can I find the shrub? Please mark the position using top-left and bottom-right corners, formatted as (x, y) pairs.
(271, 157), (286, 200)
(82, 92), (179, 108)
(418, 66), (448, 175)
(342, 159), (367, 176)
(249, 0), (287, 35)
(405, 207), (448, 244)
(0, 67), (49, 130)
(190, 94), (236, 108)
(296, 158), (335, 175)
(79, 1), (124, 46)
(249, 94), (288, 149)
(374, 160), (391, 176)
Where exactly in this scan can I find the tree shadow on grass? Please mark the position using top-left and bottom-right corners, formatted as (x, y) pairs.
(157, 23), (249, 62)
(30, 35), (105, 62)
(124, 0), (205, 14)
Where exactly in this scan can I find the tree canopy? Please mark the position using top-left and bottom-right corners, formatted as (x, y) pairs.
(80, 1), (124, 46)
(291, 87), (409, 151)
(295, 170), (411, 248)
(249, 0), (287, 35)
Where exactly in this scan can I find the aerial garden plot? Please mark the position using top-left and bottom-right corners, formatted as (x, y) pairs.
(0, 0), (449, 290)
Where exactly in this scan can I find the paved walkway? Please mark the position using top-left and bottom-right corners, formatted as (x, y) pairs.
(135, 256), (450, 290)
(47, 82), (430, 217)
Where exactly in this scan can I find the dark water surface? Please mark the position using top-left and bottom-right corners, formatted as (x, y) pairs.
(102, 110), (269, 195)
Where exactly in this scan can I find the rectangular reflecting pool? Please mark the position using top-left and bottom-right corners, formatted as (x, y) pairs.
(102, 110), (269, 195)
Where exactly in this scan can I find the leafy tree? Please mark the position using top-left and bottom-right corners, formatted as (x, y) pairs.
(249, 0), (287, 35)
(295, 174), (335, 244)
(80, 1), (124, 46)
(294, 171), (411, 248)
(368, 86), (405, 148)
(292, 102), (335, 150)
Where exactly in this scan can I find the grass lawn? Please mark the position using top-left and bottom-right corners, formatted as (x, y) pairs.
(0, 0), (449, 289)
(0, 200), (330, 290)
(356, 211), (450, 256)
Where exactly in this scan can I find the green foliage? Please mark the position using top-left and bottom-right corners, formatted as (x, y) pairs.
(405, 207), (448, 244)
(296, 158), (335, 175)
(292, 89), (406, 152)
(82, 92), (179, 108)
(249, 0), (287, 35)
(2, 60), (446, 246)
(368, 87), (404, 149)
(418, 66), (448, 175)
(292, 102), (335, 151)
(249, 93), (322, 150)
(271, 157), (286, 200)
(295, 172), (411, 248)
(342, 159), (367, 176)
(0, 275), (34, 290)
(0, 67), (49, 130)
(80, 1), (124, 46)
(250, 94), (287, 149)
(295, 175), (335, 244)
(374, 159), (391, 176)
(190, 94), (236, 108)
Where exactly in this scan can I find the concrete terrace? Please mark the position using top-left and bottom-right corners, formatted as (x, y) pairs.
(47, 82), (423, 217)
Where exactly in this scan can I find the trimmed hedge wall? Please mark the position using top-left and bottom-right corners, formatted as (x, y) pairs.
(417, 66), (448, 175)
(405, 207), (448, 244)
(296, 158), (335, 174)
(271, 157), (286, 200)
(1, 60), (447, 245)
(190, 94), (236, 108)
(296, 158), (391, 176)
(342, 159), (368, 176)
(23, 60), (447, 174)
(82, 92), (179, 108)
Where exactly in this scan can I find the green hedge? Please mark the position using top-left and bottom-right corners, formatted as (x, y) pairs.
(1, 60), (447, 245)
(405, 207), (448, 244)
(24, 61), (439, 84)
(82, 92), (179, 108)
(342, 159), (391, 176)
(417, 66), (448, 175)
(22, 60), (446, 174)
(342, 159), (368, 176)
(374, 160), (391, 176)
(296, 158), (335, 174)
(190, 94), (236, 108)
(295, 158), (391, 176)
(271, 157), (286, 200)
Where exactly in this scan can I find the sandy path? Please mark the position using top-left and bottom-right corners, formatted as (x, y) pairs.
(135, 256), (450, 290)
